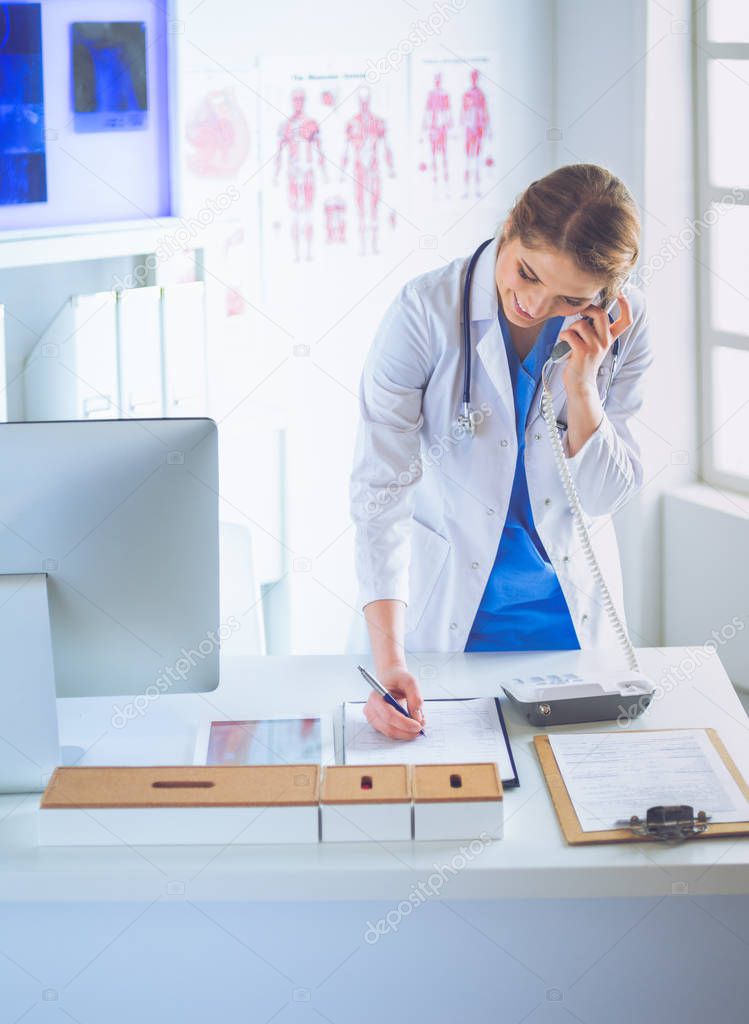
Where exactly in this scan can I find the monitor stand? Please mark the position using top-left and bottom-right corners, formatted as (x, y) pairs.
(0, 573), (61, 793)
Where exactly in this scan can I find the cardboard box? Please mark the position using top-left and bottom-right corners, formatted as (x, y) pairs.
(412, 763), (503, 841)
(38, 765), (320, 846)
(321, 765), (412, 842)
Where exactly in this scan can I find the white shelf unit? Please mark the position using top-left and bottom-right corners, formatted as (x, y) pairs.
(23, 282), (207, 422)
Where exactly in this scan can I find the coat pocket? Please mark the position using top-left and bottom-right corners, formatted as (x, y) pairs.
(405, 518), (451, 635)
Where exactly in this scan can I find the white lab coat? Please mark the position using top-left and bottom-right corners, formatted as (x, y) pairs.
(349, 231), (653, 654)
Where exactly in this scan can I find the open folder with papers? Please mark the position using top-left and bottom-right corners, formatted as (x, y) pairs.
(341, 697), (519, 787)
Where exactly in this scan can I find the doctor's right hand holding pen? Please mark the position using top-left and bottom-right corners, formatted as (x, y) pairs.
(362, 599), (425, 740)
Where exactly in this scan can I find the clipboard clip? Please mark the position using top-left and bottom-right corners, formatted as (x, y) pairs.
(618, 805), (711, 842)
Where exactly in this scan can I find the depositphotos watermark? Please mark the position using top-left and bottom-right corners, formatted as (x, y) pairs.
(616, 616), (745, 725)
(111, 617), (240, 728)
(632, 188), (745, 290)
(112, 185), (241, 291)
(364, 401), (492, 516)
(365, 0), (468, 83)
(364, 833), (493, 943)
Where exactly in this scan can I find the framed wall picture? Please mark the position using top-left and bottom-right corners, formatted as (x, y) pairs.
(0, 0), (171, 232)
(0, 3), (47, 207)
(72, 21), (148, 133)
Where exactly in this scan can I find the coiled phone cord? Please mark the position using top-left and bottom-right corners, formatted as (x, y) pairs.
(540, 365), (640, 674)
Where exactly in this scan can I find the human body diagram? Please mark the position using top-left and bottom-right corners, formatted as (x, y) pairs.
(421, 73), (453, 196)
(340, 87), (395, 256)
(460, 70), (492, 198)
(273, 89), (328, 262)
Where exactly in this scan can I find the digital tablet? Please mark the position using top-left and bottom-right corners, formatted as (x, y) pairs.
(194, 716), (335, 766)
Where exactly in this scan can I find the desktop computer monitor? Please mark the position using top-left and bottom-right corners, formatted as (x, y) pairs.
(0, 417), (220, 699)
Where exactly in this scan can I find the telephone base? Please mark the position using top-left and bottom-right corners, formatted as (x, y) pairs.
(500, 671), (655, 727)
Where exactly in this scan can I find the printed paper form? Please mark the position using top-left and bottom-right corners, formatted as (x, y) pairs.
(343, 698), (515, 782)
(548, 729), (749, 832)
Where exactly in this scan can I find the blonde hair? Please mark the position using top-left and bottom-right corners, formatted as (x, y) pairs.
(498, 164), (641, 306)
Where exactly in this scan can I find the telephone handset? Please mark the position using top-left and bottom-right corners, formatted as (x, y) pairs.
(549, 289), (623, 364)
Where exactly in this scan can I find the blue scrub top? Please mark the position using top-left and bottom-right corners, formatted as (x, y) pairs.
(465, 304), (580, 653)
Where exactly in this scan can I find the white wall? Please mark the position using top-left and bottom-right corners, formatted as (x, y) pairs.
(656, 4), (749, 686)
(663, 485), (749, 691)
(635, 0), (699, 644)
(554, 0), (697, 648)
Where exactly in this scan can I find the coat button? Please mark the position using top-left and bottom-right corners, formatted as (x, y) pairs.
(471, 561), (479, 569)
(544, 497), (552, 506)
(486, 507), (495, 515)
(500, 439), (509, 448)
(581, 614), (589, 623)
(450, 622), (458, 630)
(534, 433), (542, 441)
(563, 555), (569, 563)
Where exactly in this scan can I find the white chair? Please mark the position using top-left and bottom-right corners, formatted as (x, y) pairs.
(219, 521), (266, 656)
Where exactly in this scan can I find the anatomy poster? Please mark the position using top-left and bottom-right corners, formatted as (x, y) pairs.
(179, 64), (258, 213)
(178, 63), (260, 318)
(410, 55), (501, 211)
(259, 56), (407, 277)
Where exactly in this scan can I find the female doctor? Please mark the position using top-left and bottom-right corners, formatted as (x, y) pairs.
(349, 163), (653, 739)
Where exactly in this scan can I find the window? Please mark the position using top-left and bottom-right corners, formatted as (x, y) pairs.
(696, 1), (749, 490)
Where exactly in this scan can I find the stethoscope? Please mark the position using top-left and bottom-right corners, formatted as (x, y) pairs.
(457, 237), (620, 437)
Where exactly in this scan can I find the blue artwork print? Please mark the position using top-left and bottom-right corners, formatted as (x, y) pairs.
(0, 3), (47, 206)
(72, 22), (148, 133)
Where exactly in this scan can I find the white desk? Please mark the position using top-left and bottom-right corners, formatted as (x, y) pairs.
(2, 648), (749, 1023)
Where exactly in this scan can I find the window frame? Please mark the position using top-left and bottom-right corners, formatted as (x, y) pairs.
(695, 0), (749, 493)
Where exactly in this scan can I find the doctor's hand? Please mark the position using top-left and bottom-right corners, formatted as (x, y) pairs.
(559, 292), (633, 397)
(560, 291), (633, 457)
(363, 665), (425, 740)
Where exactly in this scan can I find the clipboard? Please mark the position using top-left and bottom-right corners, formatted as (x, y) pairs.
(535, 728), (749, 844)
